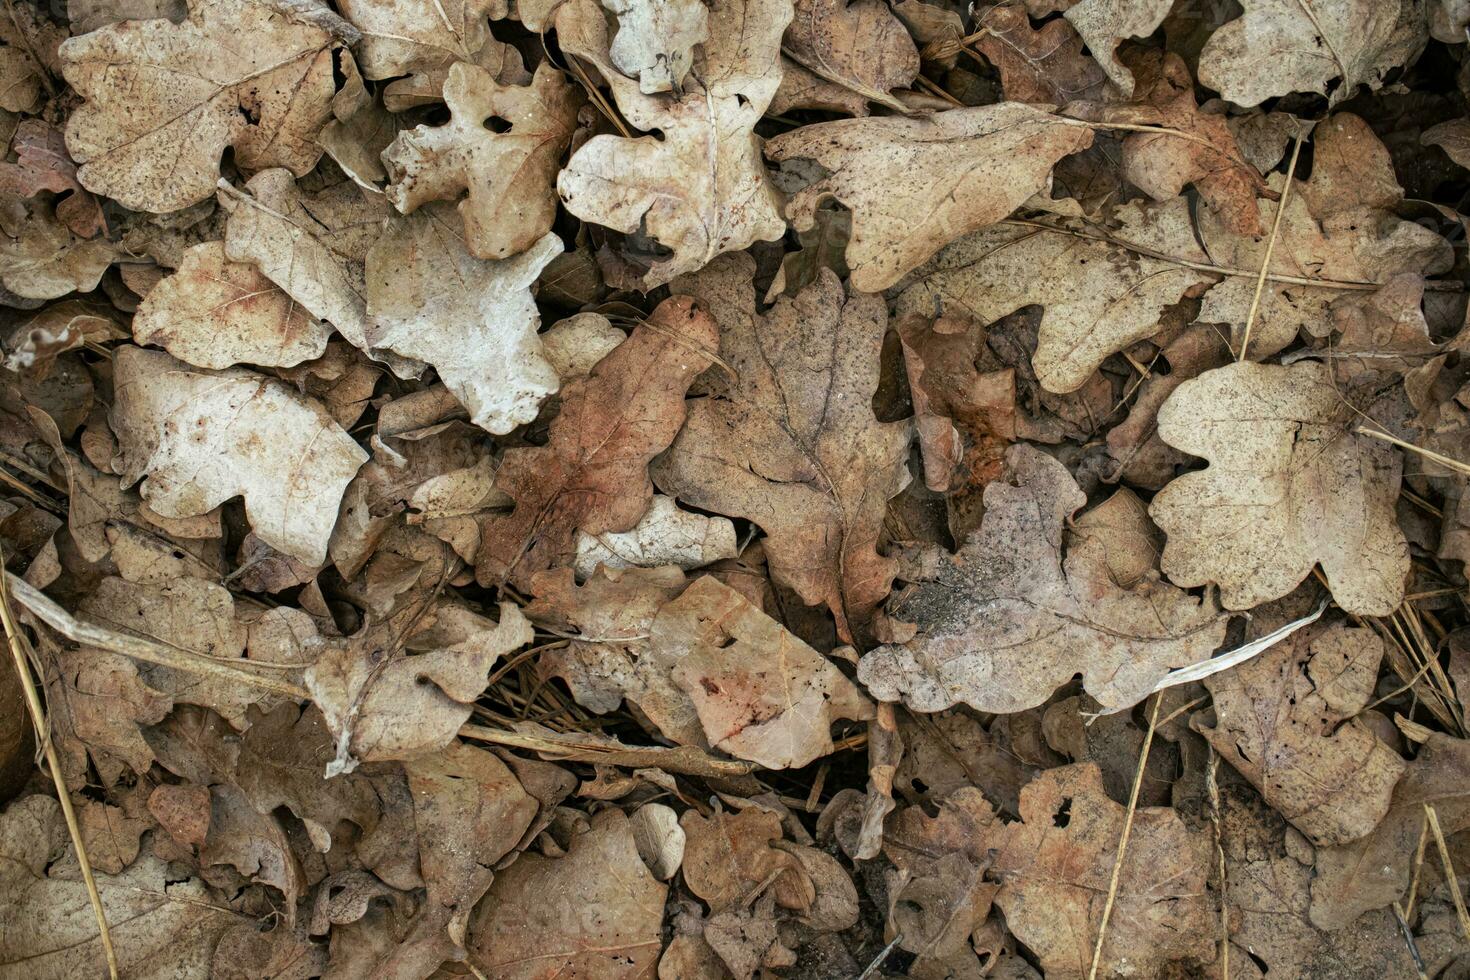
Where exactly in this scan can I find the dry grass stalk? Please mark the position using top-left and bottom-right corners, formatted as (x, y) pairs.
(1238, 128), (1304, 362)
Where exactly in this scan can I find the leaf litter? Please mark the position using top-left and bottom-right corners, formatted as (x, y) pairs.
(7, 0), (1470, 978)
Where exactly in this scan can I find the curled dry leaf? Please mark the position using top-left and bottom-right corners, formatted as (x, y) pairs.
(59, 0), (359, 212)
(1195, 617), (1406, 846)
(858, 445), (1226, 715)
(604, 0), (710, 94)
(365, 206), (562, 434)
(575, 493), (739, 579)
(476, 295), (718, 589)
(653, 255), (911, 643)
(652, 576), (873, 769)
(468, 808), (668, 978)
(131, 241), (332, 369)
(680, 807), (810, 913)
(0, 120), (106, 239)
(1061, 0), (1174, 97)
(305, 602), (534, 773)
(782, 0), (919, 111)
(765, 103), (1094, 292)
(555, 0), (791, 287)
(111, 346), (368, 565)
(383, 62), (580, 261)
(0, 196), (116, 300)
(631, 802), (686, 879)
(0, 5), (65, 114)
(1150, 360), (1410, 616)
(1198, 0), (1427, 107)
(895, 197), (1215, 393)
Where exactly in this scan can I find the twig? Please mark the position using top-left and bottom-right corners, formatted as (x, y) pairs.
(1424, 803), (1470, 942)
(1392, 901), (1429, 980)
(1088, 693), (1162, 980)
(856, 933), (905, 980)
(1207, 746), (1228, 980)
(1356, 426), (1470, 478)
(1239, 128), (1305, 361)
(0, 555), (118, 978)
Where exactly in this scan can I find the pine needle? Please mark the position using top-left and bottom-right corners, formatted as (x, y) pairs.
(1424, 803), (1470, 942)
(0, 555), (118, 979)
(1238, 127), (1305, 362)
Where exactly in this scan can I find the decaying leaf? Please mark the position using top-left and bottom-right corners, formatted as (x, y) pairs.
(972, 5), (1105, 104)
(859, 445), (1226, 714)
(555, 0), (791, 286)
(1062, 0), (1175, 97)
(383, 62), (579, 261)
(765, 103), (1094, 291)
(365, 206), (563, 434)
(653, 254), (910, 642)
(337, 0), (506, 80)
(782, 0), (919, 110)
(605, 0), (710, 94)
(60, 0), (359, 212)
(111, 346), (367, 564)
(1195, 616), (1406, 846)
(1150, 360), (1410, 616)
(477, 295), (718, 588)
(575, 493), (739, 578)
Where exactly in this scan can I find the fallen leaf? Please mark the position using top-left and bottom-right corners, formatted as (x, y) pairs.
(337, 0), (506, 80)
(365, 205), (562, 434)
(0, 6), (64, 113)
(575, 494), (739, 579)
(653, 254), (911, 642)
(858, 445), (1226, 714)
(383, 62), (579, 260)
(1194, 617), (1406, 845)
(653, 576), (873, 769)
(605, 0), (710, 94)
(0, 119), (106, 238)
(60, 0), (360, 212)
(972, 5), (1105, 104)
(476, 294), (718, 589)
(555, 0), (791, 286)
(131, 241), (333, 369)
(680, 807), (809, 912)
(1149, 360), (1410, 616)
(111, 346), (368, 565)
(765, 103), (1094, 291)
(0, 196), (116, 300)
(1198, 0), (1427, 107)
(782, 0), (919, 110)
(469, 808), (668, 977)
(1061, 0), (1174, 96)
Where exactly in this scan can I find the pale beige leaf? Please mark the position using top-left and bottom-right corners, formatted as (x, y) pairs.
(575, 494), (738, 578)
(337, 0), (507, 80)
(111, 346), (368, 565)
(605, 0), (710, 93)
(766, 103), (1093, 291)
(132, 241), (332, 369)
(858, 445), (1226, 714)
(60, 0), (358, 212)
(383, 62), (579, 260)
(1060, 0), (1173, 96)
(783, 0), (918, 110)
(0, 197), (115, 300)
(366, 205), (562, 434)
(1150, 360), (1409, 616)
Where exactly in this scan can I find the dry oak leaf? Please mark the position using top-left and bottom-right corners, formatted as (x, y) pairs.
(469, 808), (668, 979)
(132, 241), (332, 369)
(1198, 0), (1427, 107)
(1309, 732), (1470, 930)
(337, 0), (506, 80)
(1060, 0), (1174, 97)
(0, 4), (65, 113)
(59, 0), (360, 213)
(858, 445), (1226, 715)
(1195, 618), (1405, 846)
(782, 0), (919, 111)
(555, 0), (791, 287)
(971, 4), (1105, 105)
(220, 168), (401, 367)
(605, 0), (710, 94)
(679, 807), (811, 913)
(575, 493), (739, 578)
(1150, 360), (1410, 616)
(383, 62), (579, 261)
(894, 196), (1215, 394)
(0, 196), (116, 301)
(654, 576), (873, 769)
(764, 103), (1095, 292)
(0, 119), (108, 239)
(111, 346), (368, 565)
(991, 763), (1215, 978)
(476, 295), (718, 590)
(652, 254), (911, 644)
(365, 205), (562, 434)
(305, 601), (534, 773)
(0, 796), (236, 980)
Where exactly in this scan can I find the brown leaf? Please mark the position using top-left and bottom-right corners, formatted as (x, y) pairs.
(652, 255), (911, 643)
(860, 445), (1225, 714)
(111, 346), (368, 565)
(1060, 0), (1174, 96)
(680, 807), (810, 913)
(972, 5), (1105, 104)
(1150, 360), (1409, 616)
(0, 195), (116, 300)
(337, 0), (506, 80)
(60, 0), (359, 212)
(0, 120), (106, 238)
(132, 241), (332, 370)
(383, 63), (579, 261)
(476, 295), (718, 589)
(1195, 618), (1406, 845)
(783, 0), (919, 110)
(605, 0), (710, 94)
(766, 103), (1093, 292)
(469, 808), (668, 978)
(652, 576), (873, 769)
